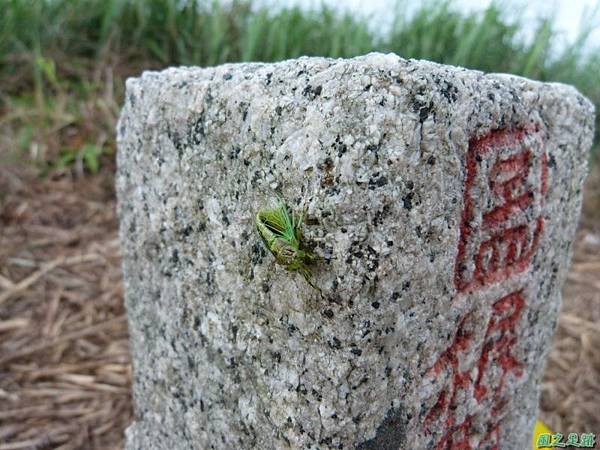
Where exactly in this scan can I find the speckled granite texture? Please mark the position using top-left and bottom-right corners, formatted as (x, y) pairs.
(116, 53), (594, 450)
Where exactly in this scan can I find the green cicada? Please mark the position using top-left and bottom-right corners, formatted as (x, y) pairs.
(255, 197), (321, 293)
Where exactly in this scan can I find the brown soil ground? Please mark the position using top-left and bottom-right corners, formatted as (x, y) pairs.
(0, 160), (598, 449)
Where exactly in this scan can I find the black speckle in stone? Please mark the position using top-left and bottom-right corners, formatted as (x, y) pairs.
(167, 126), (184, 156)
(386, 240), (393, 247)
(333, 134), (348, 157)
(368, 174), (388, 190)
(350, 346), (362, 356)
(251, 170), (262, 188)
(415, 226), (422, 238)
(239, 102), (249, 121)
(275, 106), (282, 115)
(261, 282), (270, 293)
(272, 351), (281, 363)
(319, 437), (333, 446)
(371, 301), (380, 309)
(340, 227), (347, 233)
(302, 84), (322, 100)
(229, 147), (241, 159)
(127, 92), (136, 107)
(391, 292), (400, 301)
(171, 249), (180, 265)
(223, 73), (232, 80)
(402, 281), (411, 290)
(221, 211), (230, 226)
(352, 408), (408, 450)
(265, 72), (273, 85)
(419, 104), (431, 121)
(325, 185), (340, 196)
(402, 192), (414, 210)
(322, 309), (334, 319)
(373, 204), (391, 226)
(189, 113), (206, 145)
(364, 84), (372, 91)
(193, 315), (201, 331)
(330, 336), (341, 349)
(366, 144), (381, 162)
(548, 154), (556, 168)
(412, 97), (432, 122)
(251, 241), (267, 264)
(475, 154), (483, 162)
(427, 155), (436, 165)
(311, 388), (322, 401)
(366, 246), (379, 271)
(296, 383), (308, 395)
(287, 323), (298, 336)
(440, 82), (458, 103)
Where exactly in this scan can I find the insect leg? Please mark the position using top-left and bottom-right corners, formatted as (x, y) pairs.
(298, 265), (323, 296)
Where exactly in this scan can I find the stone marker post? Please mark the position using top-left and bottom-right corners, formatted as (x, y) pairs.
(116, 54), (594, 450)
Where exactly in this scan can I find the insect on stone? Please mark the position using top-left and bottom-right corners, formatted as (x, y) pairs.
(255, 197), (321, 293)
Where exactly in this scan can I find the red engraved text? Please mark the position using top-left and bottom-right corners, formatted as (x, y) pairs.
(423, 127), (548, 449)
(455, 128), (548, 293)
(424, 292), (526, 449)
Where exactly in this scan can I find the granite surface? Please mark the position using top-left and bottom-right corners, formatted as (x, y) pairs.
(116, 53), (595, 449)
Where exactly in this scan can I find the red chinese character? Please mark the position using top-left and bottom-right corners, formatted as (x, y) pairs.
(455, 128), (548, 293)
(474, 291), (525, 402)
(424, 314), (476, 449)
(423, 292), (525, 449)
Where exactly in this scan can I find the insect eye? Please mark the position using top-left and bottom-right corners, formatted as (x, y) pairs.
(279, 244), (292, 256)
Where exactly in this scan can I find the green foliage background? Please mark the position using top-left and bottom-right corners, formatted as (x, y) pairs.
(1, 0), (598, 171)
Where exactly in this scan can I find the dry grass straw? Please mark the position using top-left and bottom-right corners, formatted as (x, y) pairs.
(0, 159), (598, 448)
(539, 163), (600, 434)
(0, 166), (131, 450)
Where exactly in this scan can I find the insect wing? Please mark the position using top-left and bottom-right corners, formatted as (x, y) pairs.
(259, 203), (295, 242)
